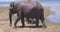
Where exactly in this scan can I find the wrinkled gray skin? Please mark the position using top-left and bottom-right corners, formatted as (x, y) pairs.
(9, 1), (46, 28)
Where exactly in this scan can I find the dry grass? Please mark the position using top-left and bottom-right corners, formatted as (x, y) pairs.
(0, 6), (60, 32)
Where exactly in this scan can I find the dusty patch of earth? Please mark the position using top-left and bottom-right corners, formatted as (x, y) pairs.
(0, 21), (60, 32)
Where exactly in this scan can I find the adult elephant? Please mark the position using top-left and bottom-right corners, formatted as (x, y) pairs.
(9, 1), (46, 28)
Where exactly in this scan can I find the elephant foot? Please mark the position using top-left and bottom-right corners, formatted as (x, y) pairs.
(9, 24), (12, 27)
(42, 25), (47, 28)
(35, 25), (39, 27)
(21, 24), (25, 28)
(21, 25), (25, 28)
(14, 26), (17, 28)
(35, 24), (39, 27)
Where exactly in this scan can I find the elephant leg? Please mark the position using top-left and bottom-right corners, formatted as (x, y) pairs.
(14, 16), (20, 28)
(20, 10), (25, 27)
(9, 12), (12, 26)
(21, 17), (25, 27)
(21, 14), (25, 27)
(41, 19), (47, 28)
(14, 13), (20, 28)
(35, 18), (39, 26)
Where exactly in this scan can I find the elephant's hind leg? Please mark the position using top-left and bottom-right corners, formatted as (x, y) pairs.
(35, 18), (39, 26)
(21, 14), (25, 27)
(41, 20), (47, 28)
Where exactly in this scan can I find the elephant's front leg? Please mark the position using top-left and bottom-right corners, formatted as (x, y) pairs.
(14, 12), (25, 28)
(14, 13), (20, 28)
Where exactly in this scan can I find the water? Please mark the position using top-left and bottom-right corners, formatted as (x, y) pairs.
(38, 0), (60, 23)
(0, 0), (60, 23)
(0, 2), (10, 6)
(47, 6), (60, 23)
(0, 2), (10, 4)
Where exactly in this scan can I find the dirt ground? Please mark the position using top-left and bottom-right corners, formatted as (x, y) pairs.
(0, 21), (60, 32)
(0, 6), (60, 32)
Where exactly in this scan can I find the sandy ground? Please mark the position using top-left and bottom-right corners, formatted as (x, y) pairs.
(0, 21), (60, 32)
